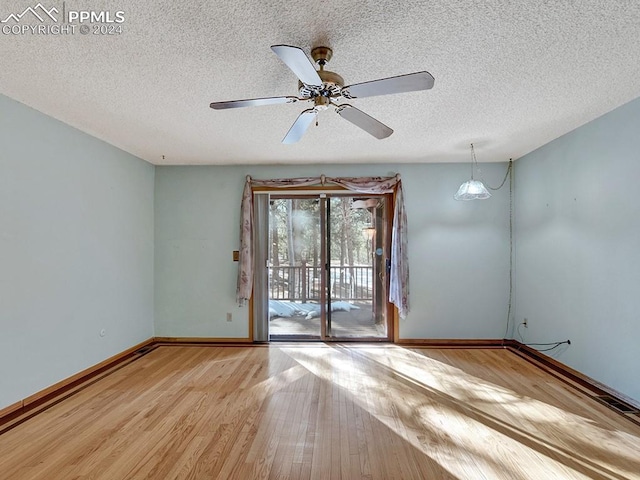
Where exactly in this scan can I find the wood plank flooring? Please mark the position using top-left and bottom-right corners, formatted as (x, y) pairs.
(1, 345), (639, 479)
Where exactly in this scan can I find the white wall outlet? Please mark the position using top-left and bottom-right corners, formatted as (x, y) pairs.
(100, 328), (107, 337)
(523, 318), (528, 328)
(226, 312), (232, 322)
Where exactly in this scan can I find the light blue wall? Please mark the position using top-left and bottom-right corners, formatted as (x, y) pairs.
(514, 97), (640, 402)
(6, 86), (638, 408)
(154, 163), (512, 340)
(0, 95), (155, 410)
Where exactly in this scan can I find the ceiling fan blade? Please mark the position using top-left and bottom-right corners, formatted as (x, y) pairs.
(342, 71), (434, 99)
(282, 108), (316, 144)
(271, 45), (322, 87)
(336, 104), (393, 139)
(210, 96), (298, 110)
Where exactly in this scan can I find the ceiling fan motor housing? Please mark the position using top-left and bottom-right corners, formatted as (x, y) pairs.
(298, 46), (344, 101)
(298, 70), (344, 100)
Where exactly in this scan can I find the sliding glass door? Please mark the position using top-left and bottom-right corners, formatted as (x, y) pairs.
(267, 197), (323, 338)
(266, 193), (392, 341)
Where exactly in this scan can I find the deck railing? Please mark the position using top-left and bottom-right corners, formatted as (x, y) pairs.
(268, 263), (373, 302)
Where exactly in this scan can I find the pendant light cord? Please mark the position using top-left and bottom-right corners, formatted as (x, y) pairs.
(498, 159), (513, 347)
(477, 159), (513, 191)
(469, 143), (515, 343)
(470, 143), (477, 180)
(502, 160), (514, 345)
(471, 142), (512, 190)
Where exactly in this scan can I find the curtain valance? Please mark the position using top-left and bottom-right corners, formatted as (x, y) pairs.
(236, 175), (410, 318)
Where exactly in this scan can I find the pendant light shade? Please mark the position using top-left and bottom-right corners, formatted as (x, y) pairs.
(454, 179), (491, 200)
(454, 143), (492, 201)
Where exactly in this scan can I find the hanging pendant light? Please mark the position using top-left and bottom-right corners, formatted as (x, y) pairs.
(454, 143), (491, 200)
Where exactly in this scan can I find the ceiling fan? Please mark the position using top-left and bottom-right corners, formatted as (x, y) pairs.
(210, 45), (435, 144)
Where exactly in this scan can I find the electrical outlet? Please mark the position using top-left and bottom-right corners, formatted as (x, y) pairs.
(523, 318), (528, 328)
(226, 312), (232, 322)
(100, 329), (106, 337)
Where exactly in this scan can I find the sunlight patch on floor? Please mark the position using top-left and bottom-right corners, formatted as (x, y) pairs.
(280, 344), (640, 479)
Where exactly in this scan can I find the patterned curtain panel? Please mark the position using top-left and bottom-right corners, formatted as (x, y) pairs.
(236, 175), (410, 318)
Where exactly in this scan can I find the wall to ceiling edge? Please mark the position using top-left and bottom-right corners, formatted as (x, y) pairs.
(4, 84), (638, 411)
(6, 85), (640, 410)
(514, 96), (640, 403)
(0, 90), (511, 412)
(154, 162), (512, 340)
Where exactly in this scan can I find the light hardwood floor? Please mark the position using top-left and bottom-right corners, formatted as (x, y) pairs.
(1, 345), (639, 479)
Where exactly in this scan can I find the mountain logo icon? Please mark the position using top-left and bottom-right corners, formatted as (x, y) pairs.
(1, 3), (58, 23)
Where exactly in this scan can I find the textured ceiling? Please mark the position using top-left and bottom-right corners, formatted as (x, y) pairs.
(1, 1), (640, 165)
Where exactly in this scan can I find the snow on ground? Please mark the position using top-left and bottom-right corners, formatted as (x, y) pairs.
(269, 300), (359, 320)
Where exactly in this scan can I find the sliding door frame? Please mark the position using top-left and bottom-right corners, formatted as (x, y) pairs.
(251, 186), (396, 342)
